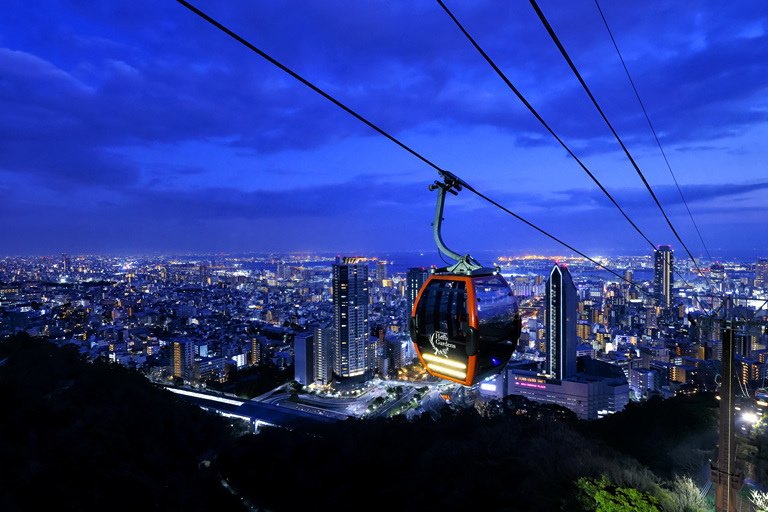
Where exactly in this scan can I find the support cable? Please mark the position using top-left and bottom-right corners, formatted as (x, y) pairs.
(593, 0), (714, 266)
(435, 0), (657, 251)
(528, 0), (712, 287)
(175, 0), (703, 310)
(175, 0), (447, 176)
(435, 0), (705, 297)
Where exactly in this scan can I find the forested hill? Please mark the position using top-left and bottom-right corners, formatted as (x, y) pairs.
(0, 333), (239, 511)
(0, 334), (717, 511)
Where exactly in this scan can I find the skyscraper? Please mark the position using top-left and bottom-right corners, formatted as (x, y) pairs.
(653, 246), (674, 307)
(376, 260), (387, 284)
(313, 324), (333, 385)
(406, 267), (429, 319)
(545, 264), (577, 380)
(333, 257), (373, 383)
(172, 339), (195, 382)
(755, 259), (768, 289)
(293, 332), (314, 386)
(710, 262), (725, 282)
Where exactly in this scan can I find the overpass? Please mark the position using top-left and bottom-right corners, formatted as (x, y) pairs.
(166, 387), (347, 433)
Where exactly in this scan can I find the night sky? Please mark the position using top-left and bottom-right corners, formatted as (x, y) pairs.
(2, 1), (767, 259)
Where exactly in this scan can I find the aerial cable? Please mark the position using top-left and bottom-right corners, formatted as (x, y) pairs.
(435, 0), (705, 300)
(593, 0), (714, 266)
(175, 0), (697, 309)
(461, 181), (679, 306)
(175, 0), (446, 175)
(528, 0), (712, 287)
(435, 0), (657, 252)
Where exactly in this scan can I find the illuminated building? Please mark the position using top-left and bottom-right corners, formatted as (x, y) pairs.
(294, 332), (314, 386)
(333, 257), (374, 385)
(629, 367), (659, 397)
(481, 265), (628, 419)
(487, 357), (628, 420)
(172, 339), (195, 382)
(277, 261), (290, 280)
(251, 335), (267, 366)
(406, 267), (429, 320)
(376, 260), (387, 284)
(546, 264), (577, 380)
(312, 324), (333, 385)
(756, 259), (768, 289)
(653, 246), (674, 307)
(735, 356), (765, 388)
(710, 262), (725, 282)
(198, 356), (226, 382)
(577, 321), (591, 341)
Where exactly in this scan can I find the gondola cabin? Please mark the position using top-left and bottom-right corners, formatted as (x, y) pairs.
(410, 273), (521, 386)
(756, 388), (768, 407)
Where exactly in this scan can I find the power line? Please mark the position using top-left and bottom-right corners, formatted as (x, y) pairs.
(592, 0), (714, 266)
(175, 0), (700, 309)
(434, 0), (656, 250)
(528, 0), (712, 287)
(175, 0), (447, 176)
(435, 0), (706, 296)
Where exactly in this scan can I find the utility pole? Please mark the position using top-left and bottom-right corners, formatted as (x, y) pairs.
(709, 297), (744, 512)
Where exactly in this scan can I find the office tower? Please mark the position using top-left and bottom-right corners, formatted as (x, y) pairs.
(277, 261), (290, 280)
(406, 267), (429, 319)
(653, 245), (674, 307)
(61, 252), (69, 273)
(171, 339), (195, 382)
(251, 336), (266, 365)
(293, 332), (314, 386)
(333, 257), (373, 382)
(313, 324), (333, 385)
(710, 262), (725, 282)
(376, 260), (387, 284)
(545, 264), (577, 380)
(755, 259), (768, 288)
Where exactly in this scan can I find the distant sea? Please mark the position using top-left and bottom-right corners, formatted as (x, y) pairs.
(240, 249), (759, 282)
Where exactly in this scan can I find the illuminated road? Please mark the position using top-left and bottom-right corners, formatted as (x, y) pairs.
(368, 387), (417, 418)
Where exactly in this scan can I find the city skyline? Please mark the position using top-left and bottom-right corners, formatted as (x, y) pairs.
(2, 1), (767, 257)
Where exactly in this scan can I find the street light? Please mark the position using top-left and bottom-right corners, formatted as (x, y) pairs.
(742, 412), (759, 425)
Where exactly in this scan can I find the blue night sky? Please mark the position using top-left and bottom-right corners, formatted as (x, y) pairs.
(1, 1), (767, 259)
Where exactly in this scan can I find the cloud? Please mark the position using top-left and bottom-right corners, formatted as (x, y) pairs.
(1, 1), (766, 256)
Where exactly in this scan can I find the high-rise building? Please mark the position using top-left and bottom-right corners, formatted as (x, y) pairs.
(333, 257), (373, 383)
(313, 324), (333, 385)
(546, 264), (577, 380)
(710, 262), (725, 282)
(172, 339), (195, 382)
(653, 246), (674, 307)
(294, 332), (314, 386)
(277, 261), (291, 280)
(755, 259), (768, 289)
(376, 260), (387, 284)
(61, 252), (70, 273)
(251, 335), (267, 366)
(406, 267), (429, 320)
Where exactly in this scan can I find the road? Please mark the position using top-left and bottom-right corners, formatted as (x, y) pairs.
(368, 387), (417, 418)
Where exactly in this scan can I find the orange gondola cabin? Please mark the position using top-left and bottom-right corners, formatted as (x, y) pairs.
(410, 272), (521, 386)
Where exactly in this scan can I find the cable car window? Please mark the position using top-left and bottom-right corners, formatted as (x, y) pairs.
(416, 280), (467, 344)
(473, 275), (518, 342)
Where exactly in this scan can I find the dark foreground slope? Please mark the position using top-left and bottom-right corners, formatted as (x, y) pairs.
(0, 334), (240, 512)
(218, 396), (715, 512)
(0, 334), (718, 512)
